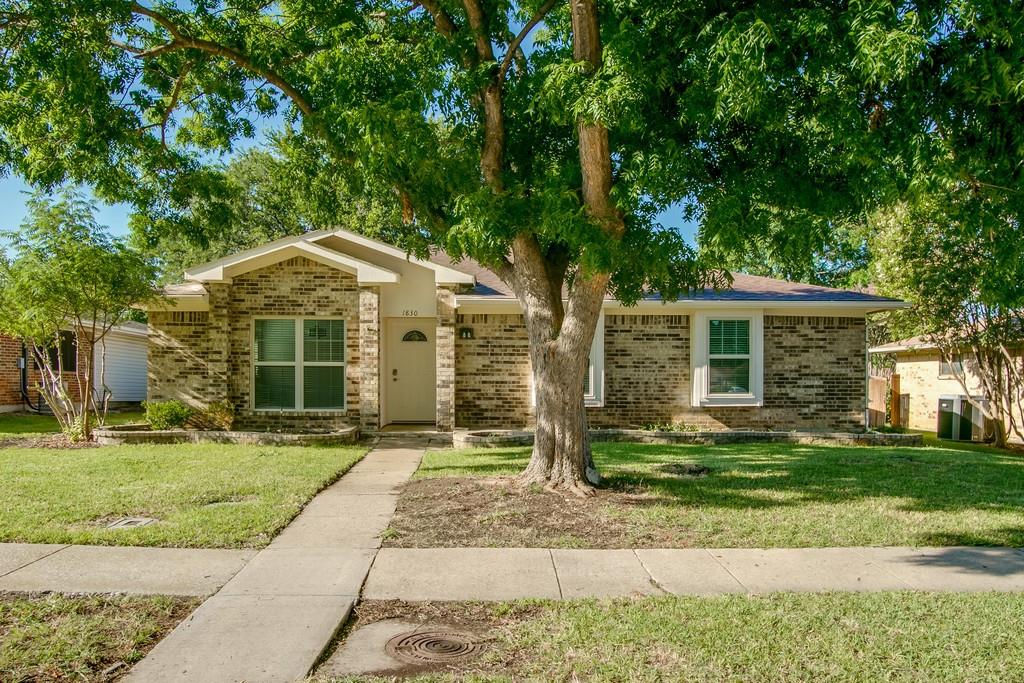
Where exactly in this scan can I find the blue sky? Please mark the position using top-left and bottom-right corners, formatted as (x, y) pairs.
(0, 177), (135, 236)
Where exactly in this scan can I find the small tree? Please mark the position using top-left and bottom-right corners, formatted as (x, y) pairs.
(0, 192), (157, 440)
(873, 193), (1024, 448)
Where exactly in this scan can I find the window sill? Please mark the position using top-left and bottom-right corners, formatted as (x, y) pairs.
(698, 395), (763, 408)
(584, 398), (603, 408)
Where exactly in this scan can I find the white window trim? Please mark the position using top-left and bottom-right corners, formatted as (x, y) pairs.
(691, 310), (763, 407)
(251, 316), (347, 412)
(585, 312), (605, 407)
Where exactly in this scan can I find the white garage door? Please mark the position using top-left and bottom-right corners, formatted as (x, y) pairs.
(93, 332), (148, 402)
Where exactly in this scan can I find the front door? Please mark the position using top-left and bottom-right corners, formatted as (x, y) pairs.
(384, 318), (437, 423)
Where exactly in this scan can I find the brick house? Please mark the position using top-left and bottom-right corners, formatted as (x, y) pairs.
(0, 323), (149, 411)
(869, 336), (1023, 442)
(146, 228), (904, 432)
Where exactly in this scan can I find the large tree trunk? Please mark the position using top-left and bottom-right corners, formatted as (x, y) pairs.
(510, 232), (608, 494)
(517, 294), (602, 494)
(508, 0), (622, 494)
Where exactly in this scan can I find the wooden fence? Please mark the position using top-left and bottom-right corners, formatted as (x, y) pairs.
(868, 376), (888, 428)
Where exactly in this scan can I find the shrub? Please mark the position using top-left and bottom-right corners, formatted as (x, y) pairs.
(201, 400), (235, 431)
(143, 400), (193, 430)
(641, 422), (699, 432)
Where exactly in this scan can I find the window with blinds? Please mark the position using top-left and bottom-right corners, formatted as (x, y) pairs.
(708, 319), (751, 394)
(253, 318), (345, 410)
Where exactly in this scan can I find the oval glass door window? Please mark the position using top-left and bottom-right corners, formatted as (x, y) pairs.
(402, 330), (428, 342)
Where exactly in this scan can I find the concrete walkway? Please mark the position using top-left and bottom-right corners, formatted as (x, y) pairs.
(0, 543), (254, 595)
(363, 546), (1024, 601)
(124, 443), (422, 683)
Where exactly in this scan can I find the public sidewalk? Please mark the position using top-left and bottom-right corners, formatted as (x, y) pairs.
(0, 543), (254, 595)
(363, 546), (1024, 601)
(123, 442), (422, 683)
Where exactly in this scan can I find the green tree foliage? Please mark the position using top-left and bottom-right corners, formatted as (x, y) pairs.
(872, 190), (1024, 446)
(0, 192), (157, 440)
(702, 220), (874, 289)
(145, 145), (403, 282)
(0, 1), (1020, 483)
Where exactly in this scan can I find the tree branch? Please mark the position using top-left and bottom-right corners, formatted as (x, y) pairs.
(416, 0), (459, 39)
(159, 60), (193, 149)
(129, 2), (316, 119)
(498, 0), (557, 83)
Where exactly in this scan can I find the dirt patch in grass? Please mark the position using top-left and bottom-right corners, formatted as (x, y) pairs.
(384, 477), (684, 548)
(0, 593), (198, 681)
(0, 434), (98, 449)
(656, 462), (711, 477)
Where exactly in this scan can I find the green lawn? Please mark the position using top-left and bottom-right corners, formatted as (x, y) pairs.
(413, 440), (1024, 547)
(0, 443), (365, 547)
(0, 593), (198, 682)
(324, 592), (1024, 682)
(0, 410), (144, 438)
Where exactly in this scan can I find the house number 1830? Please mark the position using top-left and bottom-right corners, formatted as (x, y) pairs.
(402, 309), (419, 317)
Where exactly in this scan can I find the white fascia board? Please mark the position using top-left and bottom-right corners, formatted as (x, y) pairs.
(183, 230), (334, 281)
(455, 296), (906, 315)
(186, 240), (400, 285)
(314, 228), (475, 285)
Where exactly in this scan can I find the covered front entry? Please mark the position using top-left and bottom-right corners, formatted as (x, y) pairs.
(384, 318), (437, 423)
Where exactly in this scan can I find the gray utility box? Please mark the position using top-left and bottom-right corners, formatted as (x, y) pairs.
(937, 395), (987, 441)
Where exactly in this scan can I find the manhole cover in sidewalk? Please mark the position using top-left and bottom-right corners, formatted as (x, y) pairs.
(385, 630), (488, 664)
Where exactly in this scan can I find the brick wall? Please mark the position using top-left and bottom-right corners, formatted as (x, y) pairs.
(149, 311), (214, 407)
(0, 335), (23, 407)
(455, 313), (533, 427)
(590, 314), (691, 427)
(454, 312), (866, 431)
(149, 256), (361, 430)
(0, 332), (94, 409)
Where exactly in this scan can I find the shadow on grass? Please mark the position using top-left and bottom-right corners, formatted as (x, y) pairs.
(597, 442), (1023, 509)
(423, 441), (1024, 546)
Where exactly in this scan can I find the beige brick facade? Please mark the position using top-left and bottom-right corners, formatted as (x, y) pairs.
(435, 288), (457, 431)
(358, 287), (381, 431)
(454, 313), (866, 431)
(150, 257), (361, 430)
(149, 256), (869, 433)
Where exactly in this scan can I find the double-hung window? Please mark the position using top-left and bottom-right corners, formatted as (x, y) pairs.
(253, 318), (346, 410)
(692, 311), (763, 407)
(708, 319), (751, 394)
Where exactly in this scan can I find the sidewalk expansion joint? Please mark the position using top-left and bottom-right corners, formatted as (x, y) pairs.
(703, 549), (749, 593)
(631, 550), (670, 596)
(0, 544), (69, 579)
(548, 549), (564, 599)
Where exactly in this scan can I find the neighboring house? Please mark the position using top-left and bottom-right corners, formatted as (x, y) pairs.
(0, 322), (149, 412)
(869, 336), (1024, 442)
(145, 228), (905, 432)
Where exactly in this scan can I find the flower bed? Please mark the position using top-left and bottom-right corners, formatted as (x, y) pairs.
(93, 423), (359, 447)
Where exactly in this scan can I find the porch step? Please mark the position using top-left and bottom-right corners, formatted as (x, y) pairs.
(367, 431), (453, 448)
